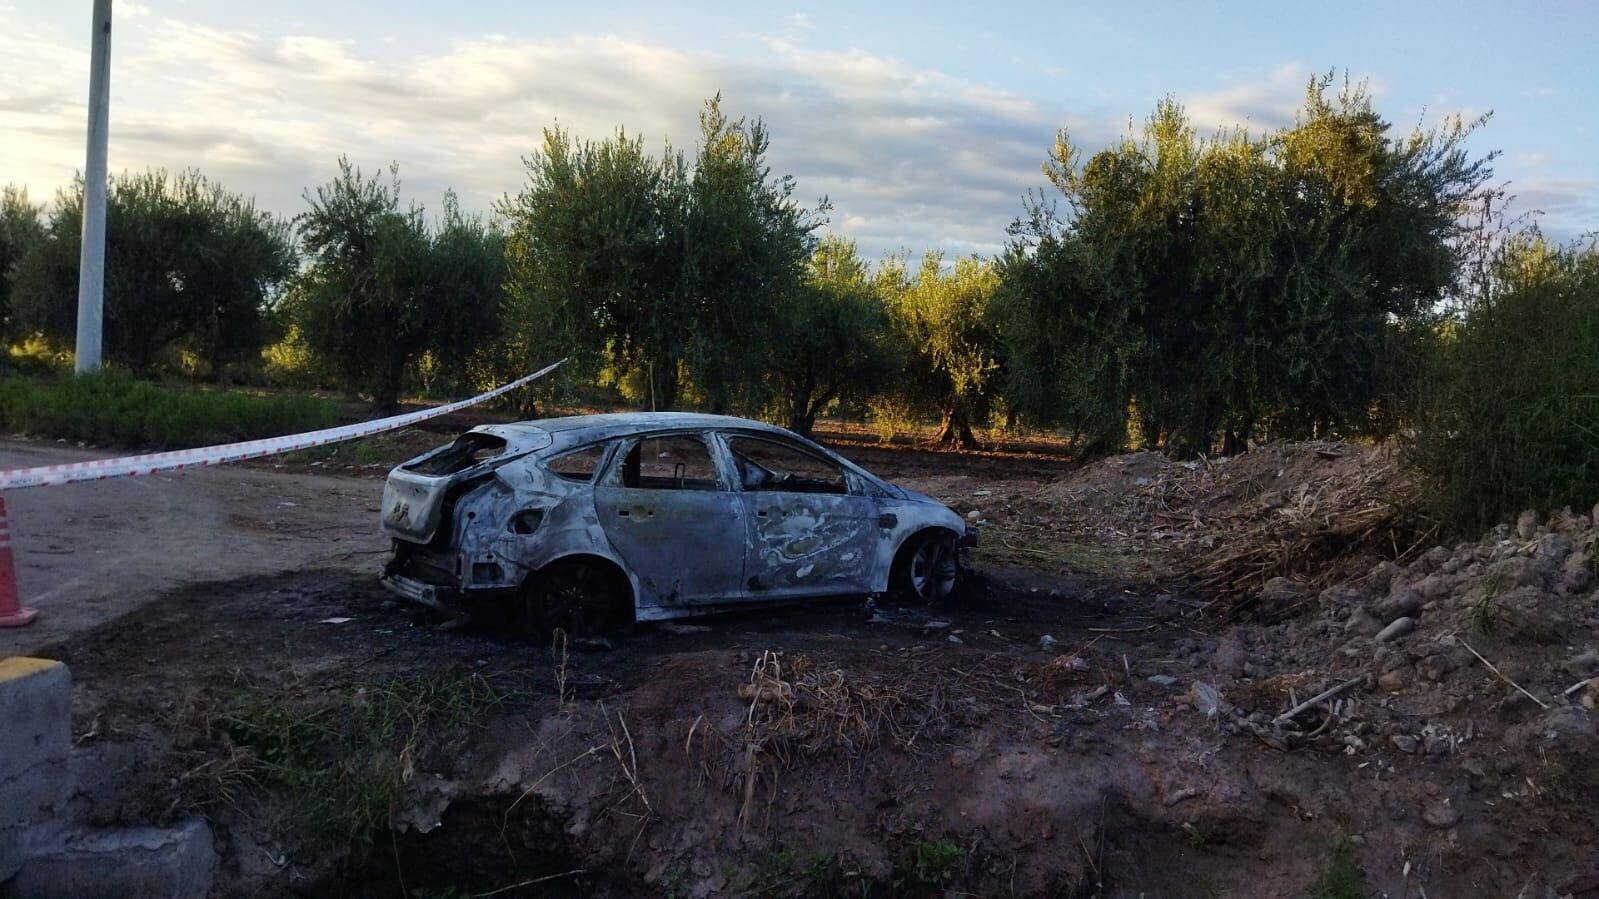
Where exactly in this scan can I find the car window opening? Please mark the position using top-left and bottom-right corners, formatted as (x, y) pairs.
(621, 437), (720, 490)
(545, 443), (607, 482)
(403, 433), (508, 476)
(727, 436), (847, 494)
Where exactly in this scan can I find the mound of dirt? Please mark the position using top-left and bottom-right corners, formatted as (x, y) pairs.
(1173, 503), (1599, 897)
(979, 440), (1422, 601)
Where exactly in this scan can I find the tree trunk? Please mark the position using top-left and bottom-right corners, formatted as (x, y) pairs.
(371, 353), (406, 415)
(647, 358), (679, 412)
(934, 405), (981, 450)
(787, 375), (817, 436)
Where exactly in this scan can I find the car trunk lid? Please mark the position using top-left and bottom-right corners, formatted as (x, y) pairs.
(380, 427), (549, 544)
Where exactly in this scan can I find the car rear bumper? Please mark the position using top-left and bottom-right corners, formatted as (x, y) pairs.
(379, 571), (456, 609)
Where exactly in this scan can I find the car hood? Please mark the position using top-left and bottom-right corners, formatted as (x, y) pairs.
(898, 486), (942, 506)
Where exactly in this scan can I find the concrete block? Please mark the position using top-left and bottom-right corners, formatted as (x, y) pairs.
(8, 818), (217, 899)
(0, 658), (71, 790)
(0, 657), (71, 882)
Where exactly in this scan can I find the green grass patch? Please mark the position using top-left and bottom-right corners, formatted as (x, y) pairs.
(173, 673), (512, 851)
(0, 371), (337, 450)
(279, 428), (442, 470)
(1307, 840), (1368, 899)
(892, 838), (965, 892)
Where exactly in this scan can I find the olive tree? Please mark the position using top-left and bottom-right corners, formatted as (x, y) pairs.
(0, 186), (45, 349)
(500, 127), (690, 409)
(886, 252), (1001, 448)
(763, 236), (899, 436)
(290, 159), (504, 410)
(9, 170), (294, 376)
(683, 95), (823, 413)
(499, 96), (821, 413)
(994, 76), (1495, 456)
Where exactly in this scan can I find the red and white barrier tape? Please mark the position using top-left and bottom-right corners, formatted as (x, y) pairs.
(0, 359), (565, 491)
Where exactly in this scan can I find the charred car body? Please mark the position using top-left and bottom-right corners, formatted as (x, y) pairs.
(379, 413), (974, 631)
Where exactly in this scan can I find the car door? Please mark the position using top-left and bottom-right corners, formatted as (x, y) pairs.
(591, 432), (746, 608)
(722, 432), (877, 598)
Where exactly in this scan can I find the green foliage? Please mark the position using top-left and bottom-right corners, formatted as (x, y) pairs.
(290, 160), (504, 410)
(883, 252), (1000, 447)
(892, 838), (965, 891)
(500, 124), (690, 408)
(685, 96), (825, 413)
(208, 673), (505, 848)
(764, 236), (900, 435)
(995, 74), (1494, 457)
(0, 371), (336, 449)
(1307, 840), (1368, 899)
(500, 96), (821, 414)
(0, 185), (45, 348)
(8, 170), (295, 376)
(1412, 236), (1599, 531)
(421, 193), (510, 394)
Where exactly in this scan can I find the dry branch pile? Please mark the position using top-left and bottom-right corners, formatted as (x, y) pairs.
(688, 650), (954, 825)
(1022, 440), (1426, 605)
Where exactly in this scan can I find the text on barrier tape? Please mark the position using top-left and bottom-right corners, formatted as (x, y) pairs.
(0, 359), (565, 491)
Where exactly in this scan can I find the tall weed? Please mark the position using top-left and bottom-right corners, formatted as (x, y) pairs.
(0, 371), (337, 450)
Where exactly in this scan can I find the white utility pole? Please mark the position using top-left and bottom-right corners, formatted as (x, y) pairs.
(74, 0), (113, 374)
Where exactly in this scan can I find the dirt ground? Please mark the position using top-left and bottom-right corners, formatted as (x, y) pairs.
(7, 429), (1599, 897)
(0, 439), (386, 660)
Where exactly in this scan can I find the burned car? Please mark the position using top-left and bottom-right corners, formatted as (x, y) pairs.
(379, 413), (974, 632)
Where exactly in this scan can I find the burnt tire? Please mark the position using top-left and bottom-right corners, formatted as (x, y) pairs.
(523, 560), (628, 638)
(891, 530), (959, 604)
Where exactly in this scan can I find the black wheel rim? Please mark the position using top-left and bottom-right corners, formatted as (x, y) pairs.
(536, 565), (614, 635)
(909, 539), (957, 602)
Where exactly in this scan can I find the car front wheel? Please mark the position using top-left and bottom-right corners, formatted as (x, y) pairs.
(893, 531), (958, 603)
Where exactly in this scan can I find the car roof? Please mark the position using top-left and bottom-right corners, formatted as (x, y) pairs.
(485, 412), (799, 446)
(474, 412), (896, 491)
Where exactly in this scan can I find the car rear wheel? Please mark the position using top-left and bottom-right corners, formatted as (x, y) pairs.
(893, 530), (958, 604)
(524, 560), (627, 637)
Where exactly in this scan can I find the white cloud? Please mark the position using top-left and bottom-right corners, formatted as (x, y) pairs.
(1183, 64), (1398, 137)
(1505, 176), (1599, 241)
(3, 8), (1100, 258)
(1184, 63), (1315, 134)
(15, 10), (1556, 260)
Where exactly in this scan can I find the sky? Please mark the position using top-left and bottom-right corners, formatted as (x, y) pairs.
(2, 1), (1596, 259)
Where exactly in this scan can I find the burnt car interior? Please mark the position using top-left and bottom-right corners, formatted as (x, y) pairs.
(403, 432), (507, 476)
(620, 436), (721, 490)
(544, 444), (607, 482)
(727, 435), (848, 494)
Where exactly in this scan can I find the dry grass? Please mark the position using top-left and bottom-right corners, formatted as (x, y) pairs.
(687, 650), (960, 827)
(1006, 439), (1430, 612)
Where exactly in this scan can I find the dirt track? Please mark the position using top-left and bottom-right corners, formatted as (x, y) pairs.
(0, 440), (386, 659)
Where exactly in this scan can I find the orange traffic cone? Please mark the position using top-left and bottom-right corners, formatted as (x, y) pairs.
(0, 497), (37, 628)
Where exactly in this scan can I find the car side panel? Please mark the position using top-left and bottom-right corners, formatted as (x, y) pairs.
(590, 433), (748, 610)
(739, 490), (876, 596)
